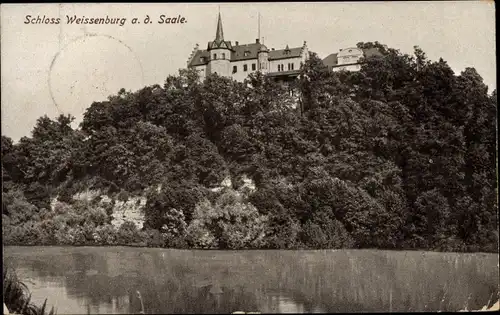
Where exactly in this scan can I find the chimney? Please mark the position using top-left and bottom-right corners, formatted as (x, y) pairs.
(235, 41), (239, 46)
(256, 38), (260, 44)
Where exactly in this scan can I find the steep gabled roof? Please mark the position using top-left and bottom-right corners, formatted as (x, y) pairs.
(322, 53), (339, 68)
(188, 50), (210, 67)
(231, 43), (263, 61)
(188, 42), (304, 66)
(268, 47), (302, 60)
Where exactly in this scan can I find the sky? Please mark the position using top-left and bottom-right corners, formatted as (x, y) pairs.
(1, 1), (496, 141)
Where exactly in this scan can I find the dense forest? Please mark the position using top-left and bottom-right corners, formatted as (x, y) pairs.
(2, 42), (498, 252)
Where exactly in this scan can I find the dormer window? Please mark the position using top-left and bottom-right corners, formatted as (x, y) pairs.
(200, 57), (206, 63)
(244, 51), (250, 57)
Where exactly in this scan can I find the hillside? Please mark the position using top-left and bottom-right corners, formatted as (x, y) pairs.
(2, 42), (498, 251)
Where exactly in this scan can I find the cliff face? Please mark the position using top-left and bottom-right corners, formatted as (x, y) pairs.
(109, 196), (147, 230)
(47, 175), (257, 233)
(56, 189), (147, 230)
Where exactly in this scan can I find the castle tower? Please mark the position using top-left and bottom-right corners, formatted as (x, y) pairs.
(258, 44), (269, 74)
(207, 13), (232, 77)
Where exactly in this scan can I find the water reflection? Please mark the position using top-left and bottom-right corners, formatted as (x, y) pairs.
(3, 247), (499, 314)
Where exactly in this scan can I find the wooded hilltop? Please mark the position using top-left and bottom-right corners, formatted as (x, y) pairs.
(2, 42), (498, 252)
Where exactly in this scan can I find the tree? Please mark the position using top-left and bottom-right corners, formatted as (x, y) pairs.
(144, 182), (206, 230)
(186, 189), (268, 249)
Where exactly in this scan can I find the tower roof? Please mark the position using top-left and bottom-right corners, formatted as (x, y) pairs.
(215, 13), (224, 42)
(208, 12), (232, 51)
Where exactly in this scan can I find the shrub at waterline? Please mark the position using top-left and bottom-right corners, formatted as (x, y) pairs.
(3, 268), (56, 315)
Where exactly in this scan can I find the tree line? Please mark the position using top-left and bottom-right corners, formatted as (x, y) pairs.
(2, 42), (497, 251)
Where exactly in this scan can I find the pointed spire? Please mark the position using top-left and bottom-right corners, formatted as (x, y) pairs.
(215, 12), (224, 42)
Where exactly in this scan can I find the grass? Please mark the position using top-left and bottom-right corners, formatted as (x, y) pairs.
(3, 268), (55, 315)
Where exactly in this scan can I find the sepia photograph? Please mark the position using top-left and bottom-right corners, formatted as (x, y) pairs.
(1, 2), (498, 314)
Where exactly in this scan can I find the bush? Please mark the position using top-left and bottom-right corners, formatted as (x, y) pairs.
(263, 217), (302, 249)
(3, 268), (56, 315)
(186, 189), (268, 249)
(142, 228), (166, 247)
(117, 221), (141, 245)
(93, 225), (117, 245)
(144, 182), (206, 229)
(86, 207), (108, 226)
(2, 189), (40, 225)
(23, 182), (51, 211)
(300, 217), (354, 249)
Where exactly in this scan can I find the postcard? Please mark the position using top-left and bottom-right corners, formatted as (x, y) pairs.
(1, 2), (498, 314)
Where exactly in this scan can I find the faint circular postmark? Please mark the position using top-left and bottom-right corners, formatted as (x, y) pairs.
(48, 32), (145, 118)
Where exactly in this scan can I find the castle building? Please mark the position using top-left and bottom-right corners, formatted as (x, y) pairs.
(322, 47), (383, 72)
(186, 13), (309, 83)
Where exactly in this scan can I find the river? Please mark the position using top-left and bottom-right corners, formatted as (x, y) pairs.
(3, 246), (499, 314)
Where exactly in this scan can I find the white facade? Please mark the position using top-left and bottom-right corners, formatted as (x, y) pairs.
(336, 47), (363, 65)
(269, 56), (303, 73)
(323, 46), (382, 73)
(230, 59), (261, 82)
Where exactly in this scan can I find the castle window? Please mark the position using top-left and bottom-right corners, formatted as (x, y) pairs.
(288, 63), (291, 71)
(252, 63), (256, 71)
(213, 53), (217, 60)
(222, 53), (226, 60)
(244, 64), (248, 71)
(233, 65), (237, 73)
(291, 63), (294, 70)
(278, 64), (281, 71)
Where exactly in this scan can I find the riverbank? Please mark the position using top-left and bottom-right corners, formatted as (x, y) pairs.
(3, 243), (500, 255)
